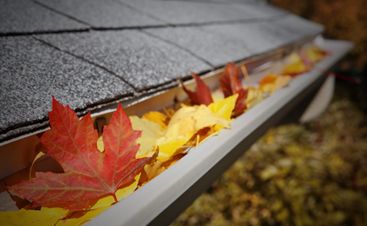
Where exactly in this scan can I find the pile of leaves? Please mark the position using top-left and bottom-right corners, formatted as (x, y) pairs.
(172, 96), (367, 226)
(0, 45), (326, 225)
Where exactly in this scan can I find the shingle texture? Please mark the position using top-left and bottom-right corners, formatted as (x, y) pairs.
(0, 37), (133, 137)
(37, 30), (211, 91)
(144, 26), (251, 67)
(120, 0), (284, 25)
(35, 0), (164, 28)
(0, 0), (87, 34)
(0, 0), (324, 142)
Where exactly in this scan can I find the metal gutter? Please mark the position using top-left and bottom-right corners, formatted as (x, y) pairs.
(88, 39), (352, 226)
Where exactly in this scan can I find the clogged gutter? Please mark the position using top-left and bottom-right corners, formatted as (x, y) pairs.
(0, 44), (328, 225)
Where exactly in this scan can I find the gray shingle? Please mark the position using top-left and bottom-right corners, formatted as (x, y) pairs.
(0, 0), (87, 34)
(201, 15), (322, 56)
(231, 2), (287, 19)
(200, 22), (284, 55)
(273, 15), (324, 40)
(35, 0), (164, 28)
(0, 37), (134, 134)
(120, 0), (264, 25)
(144, 26), (251, 67)
(37, 30), (211, 91)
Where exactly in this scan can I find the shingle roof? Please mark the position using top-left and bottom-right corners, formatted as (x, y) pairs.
(0, 0), (323, 142)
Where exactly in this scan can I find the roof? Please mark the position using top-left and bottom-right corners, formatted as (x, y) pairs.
(0, 0), (323, 142)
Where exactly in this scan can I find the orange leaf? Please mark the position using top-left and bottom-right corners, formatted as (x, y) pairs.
(9, 98), (154, 211)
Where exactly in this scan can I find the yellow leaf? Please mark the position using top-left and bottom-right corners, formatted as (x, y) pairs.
(303, 45), (327, 63)
(157, 104), (231, 161)
(130, 116), (164, 158)
(0, 207), (68, 226)
(209, 94), (238, 121)
(282, 53), (309, 76)
(56, 208), (107, 226)
(142, 111), (167, 129)
(142, 161), (165, 183)
(259, 74), (291, 94)
(246, 87), (264, 109)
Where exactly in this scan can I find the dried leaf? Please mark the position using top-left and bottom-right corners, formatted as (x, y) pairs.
(142, 111), (168, 129)
(246, 87), (264, 109)
(9, 98), (154, 211)
(181, 73), (213, 106)
(282, 53), (309, 76)
(0, 207), (68, 226)
(220, 63), (248, 116)
(130, 116), (163, 158)
(260, 74), (291, 94)
(157, 104), (231, 161)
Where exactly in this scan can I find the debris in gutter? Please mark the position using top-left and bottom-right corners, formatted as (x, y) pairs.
(0, 44), (328, 225)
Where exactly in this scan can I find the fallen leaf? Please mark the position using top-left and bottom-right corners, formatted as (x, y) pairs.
(220, 63), (248, 116)
(142, 111), (168, 129)
(130, 116), (163, 158)
(29, 151), (45, 179)
(260, 74), (291, 94)
(246, 87), (264, 109)
(181, 73), (213, 106)
(157, 104), (231, 161)
(56, 208), (107, 226)
(209, 94), (238, 121)
(140, 162), (165, 185)
(0, 207), (68, 226)
(282, 53), (309, 76)
(56, 174), (141, 225)
(9, 98), (154, 211)
(300, 45), (328, 65)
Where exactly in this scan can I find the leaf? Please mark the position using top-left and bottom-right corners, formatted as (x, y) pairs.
(0, 207), (68, 226)
(57, 175), (141, 226)
(8, 98), (154, 211)
(246, 87), (264, 109)
(56, 208), (107, 226)
(181, 73), (213, 106)
(259, 74), (291, 94)
(219, 63), (248, 116)
(209, 94), (238, 131)
(157, 104), (231, 161)
(130, 116), (163, 158)
(142, 111), (168, 129)
(300, 45), (328, 65)
(29, 151), (45, 179)
(282, 53), (309, 76)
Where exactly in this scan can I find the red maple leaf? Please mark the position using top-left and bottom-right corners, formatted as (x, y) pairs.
(220, 63), (248, 116)
(182, 73), (213, 106)
(8, 98), (154, 210)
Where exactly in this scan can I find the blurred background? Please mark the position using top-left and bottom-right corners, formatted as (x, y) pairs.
(172, 1), (367, 225)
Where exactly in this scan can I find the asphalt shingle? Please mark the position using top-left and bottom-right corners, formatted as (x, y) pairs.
(202, 16), (322, 55)
(35, 0), (164, 29)
(37, 30), (211, 91)
(120, 0), (265, 25)
(273, 15), (324, 41)
(0, 0), (87, 34)
(0, 37), (134, 136)
(144, 26), (251, 67)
